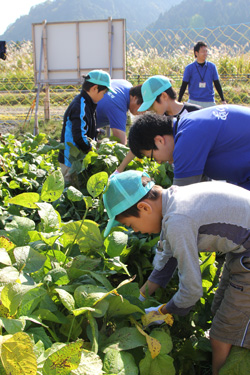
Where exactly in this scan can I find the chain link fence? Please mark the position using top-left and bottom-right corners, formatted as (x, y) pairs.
(1, 23), (250, 132)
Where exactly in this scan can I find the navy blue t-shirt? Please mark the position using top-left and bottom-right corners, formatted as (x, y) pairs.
(173, 105), (250, 189)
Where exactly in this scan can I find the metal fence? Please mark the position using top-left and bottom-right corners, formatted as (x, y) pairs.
(1, 22), (250, 132)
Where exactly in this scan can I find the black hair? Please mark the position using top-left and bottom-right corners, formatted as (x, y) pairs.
(155, 86), (177, 102)
(194, 41), (207, 57)
(128, 112), (173, 158)
(129, 84), (143, 104)
(82, 75), (108, 92)
(116, 177), (160, 219)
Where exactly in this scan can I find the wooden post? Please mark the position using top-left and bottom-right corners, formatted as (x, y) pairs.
(43, 21), (50, 121)
(108, 17), (113, 77)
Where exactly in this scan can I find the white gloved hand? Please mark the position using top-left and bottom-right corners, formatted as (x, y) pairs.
(139, 292), (146, 302)
(144, 304), (166, 325)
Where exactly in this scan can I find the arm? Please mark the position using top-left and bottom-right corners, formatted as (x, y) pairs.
(71, 112), (92, 153)
(178, 81), (188, 102)
(111, 128), (127, 145)
(214, 79), (226, 103)
(116, 150), (135, 173)
(140, 256), (178, 296)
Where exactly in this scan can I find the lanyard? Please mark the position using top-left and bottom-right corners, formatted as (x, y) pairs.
(195, 62), (208, 82)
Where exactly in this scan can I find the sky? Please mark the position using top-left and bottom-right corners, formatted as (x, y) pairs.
(0, 0), (47, 35)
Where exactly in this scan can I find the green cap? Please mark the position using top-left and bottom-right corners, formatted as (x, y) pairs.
(103, 170), (155, 237)
(85, 70), (116, 93)
(138, 75), (172, 111)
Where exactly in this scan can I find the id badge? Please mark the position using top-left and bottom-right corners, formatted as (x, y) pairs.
(199, 82), (206, 88)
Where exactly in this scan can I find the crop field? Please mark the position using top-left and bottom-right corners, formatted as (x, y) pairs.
(0, 41), (250, 374)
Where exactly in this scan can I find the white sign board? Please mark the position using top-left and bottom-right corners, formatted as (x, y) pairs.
(32, 19), (126, 85)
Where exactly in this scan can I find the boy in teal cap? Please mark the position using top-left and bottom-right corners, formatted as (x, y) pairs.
(103, 170), (250, 375)
(138, 75), (201, 116)
(59, 69), (115, 181)
(115, 75), (200, 174)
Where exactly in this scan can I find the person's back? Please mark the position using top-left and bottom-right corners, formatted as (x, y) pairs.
(172, 104), (250, 189)
(128, 104), (250, 190)
(96, 79), (132, 124)
(96, 79), (142, 144)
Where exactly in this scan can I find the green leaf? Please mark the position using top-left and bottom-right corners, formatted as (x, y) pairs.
(36, 202), (60, 232)
(0, 316), (25, 334)
(40, 169), (64, 202)
(14, 246), (46, 273)
(61, 220), (103, 253)
(1, 332), (37, 375)
(66, 186), (84, 202)
(103, 349), (138, 375)
(150, 329), (173, 355)
(107, 295), (144, 319)
(0, 266), (19, 284)
(67, 255), (101, 280)
(102, 327), (146, 353)
(8, 193), (40, 209)
(26, 327), (52, 350)
(87, 172), (108, 198)
(74, 284), (108, 308)
(44, 268), (70, 286)
(32, 309), (69, 324)
(43, 340), (83, 375)
(219, 346), (250, 375)
(18, 286), (47, 316)
(55, 288), (76, 311)
(0, 248), (12, 266)
(104, 231), (129, 258)
(1, 283), (39, 316)
(139, 351), (175, 375)
(9, 180), (20, 189)
(71, 349), (103, 375)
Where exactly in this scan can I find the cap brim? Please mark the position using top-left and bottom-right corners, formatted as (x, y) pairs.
(104, 218), (120, 237)
(108, 87), (116, 94)
(138, 98), (156, 112)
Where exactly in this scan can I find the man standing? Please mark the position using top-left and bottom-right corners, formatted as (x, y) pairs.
(96, 79), (143, 145)
(178, 41), (226, 108)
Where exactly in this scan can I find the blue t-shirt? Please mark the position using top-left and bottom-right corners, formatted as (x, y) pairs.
(183, 61), (219, 102)
(96, 79), (132, 131)
(173, 105), (250, 189)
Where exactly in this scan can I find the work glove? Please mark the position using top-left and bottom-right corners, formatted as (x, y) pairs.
(144, 304), (166, 325)
(139, 291), (146, 302)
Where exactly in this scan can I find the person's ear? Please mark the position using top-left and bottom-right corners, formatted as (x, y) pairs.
(154, 135), (166, 147)
(160, 92), (168, 101)
(137, 201), (152, 213)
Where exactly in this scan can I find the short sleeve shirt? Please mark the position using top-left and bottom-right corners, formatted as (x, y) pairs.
(173, 105), (250, 188)
(96, 79), (132, 131)
(183, 61), (219, 102)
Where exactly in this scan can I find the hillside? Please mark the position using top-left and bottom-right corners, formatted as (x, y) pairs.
(0, 0), (183, 42)
(149, 0), (250, 30)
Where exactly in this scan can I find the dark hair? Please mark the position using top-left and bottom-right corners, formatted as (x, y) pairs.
(194, 41), (207, 57)
(128, 112), (173, 158)
(82, 75), (107, 92)
(116, 177), (160, 219)
(130, 84), (143, 104)
(155, 86), (177, 102)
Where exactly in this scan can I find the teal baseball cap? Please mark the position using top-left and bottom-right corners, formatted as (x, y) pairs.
(138, 75), (172, 112)
(103, 170), (155, 237)
(85, 70), (116, 93)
